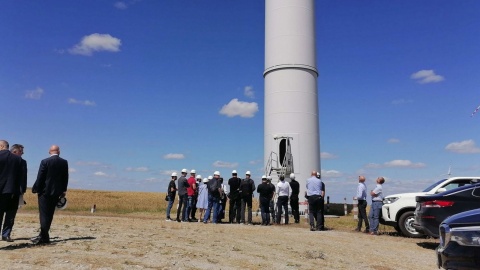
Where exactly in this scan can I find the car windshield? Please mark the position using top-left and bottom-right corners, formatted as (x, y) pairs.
(422, 179), (447, 192)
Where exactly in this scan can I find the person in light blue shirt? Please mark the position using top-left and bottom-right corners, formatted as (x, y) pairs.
(368, 177), (385, 235)
(354, 176), (369, 233)
(306, 170), (324, 231)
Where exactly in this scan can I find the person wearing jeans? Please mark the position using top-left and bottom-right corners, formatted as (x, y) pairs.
(368, 177), (385, 235)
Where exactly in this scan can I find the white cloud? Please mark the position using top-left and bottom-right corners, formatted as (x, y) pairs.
(365, 163), (382, 169)
(68, 98), (96, 106)
(69, 33), (122, 56)
(125, 167), (149, 172)
(392, 99), (413, 105)
(387, 138), (400, 143)
(219, 98), (258, 118)
(25, 87), (44, 99)
(114, 1), (128, 9)
(69, 168), (77, 173)
(384, 160), (426, 168)
(161, 170), (177, 176)
(249, 159), (262, 165)
(320, 169), (343, 178)
(213, 160), (238, 168)
(244, 86), (254, 99)
(320, 152), (338, 159)
(94, 171), (108, 177)
(411, 69), (445, 84)
(163, 153), (185, 159)
(445, 139), (480, 154)
(365, 160), (426, 169)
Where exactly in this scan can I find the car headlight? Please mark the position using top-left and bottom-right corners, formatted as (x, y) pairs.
(450, 226), (480, 247)
(383, 197), (399, 204)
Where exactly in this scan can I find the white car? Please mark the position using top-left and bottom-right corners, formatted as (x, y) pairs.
(381, 177), (479, 238)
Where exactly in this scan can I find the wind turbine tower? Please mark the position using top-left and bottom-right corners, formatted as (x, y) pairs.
(264, 0), (320, 204)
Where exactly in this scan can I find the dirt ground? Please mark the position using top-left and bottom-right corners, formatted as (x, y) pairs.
(1, 213), (438, 269)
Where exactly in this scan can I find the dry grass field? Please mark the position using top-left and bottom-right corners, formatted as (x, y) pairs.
(1, 190), (439, 269)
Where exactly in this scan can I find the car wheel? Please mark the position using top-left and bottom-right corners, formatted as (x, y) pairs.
(398, 211), (423, 238)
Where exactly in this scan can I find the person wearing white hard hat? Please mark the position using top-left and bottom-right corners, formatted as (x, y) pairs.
(266, 176), (276, 223)
(228, 169), (242, 224)
(165, 172), (178, 221)
(196, 177), (209, 222)
(185, 170), (197, 222)
(257, 175), (275, 225)
(276, 174), (292, 225)
(190, 174), (201, 221)
(176, 169), (189, 222)
(203, 171), (222, 224)
(239, 171), (256, 225)
(289, 173), (300, 223)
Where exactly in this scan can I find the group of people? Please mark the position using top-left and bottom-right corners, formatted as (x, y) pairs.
(354, 175), (385, 235)
(164, 169), (328, 231)
(0, 140), (69, 244)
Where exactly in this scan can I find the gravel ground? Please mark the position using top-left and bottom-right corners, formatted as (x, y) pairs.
(0, 213), (438, 269)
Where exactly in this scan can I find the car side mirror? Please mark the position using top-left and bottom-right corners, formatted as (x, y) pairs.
(436, 187), (447, 194)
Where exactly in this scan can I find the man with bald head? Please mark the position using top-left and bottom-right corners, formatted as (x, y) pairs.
(31, 145), (69, 245)
(354, 176), (369, 233)
(0, 140), (23, 242)
(306, 170), (324, 231)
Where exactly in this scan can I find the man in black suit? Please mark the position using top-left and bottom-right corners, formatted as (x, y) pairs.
(0, 140), (23, 242)
(31, 145), (69, 245)
(1, 144), (27, 242)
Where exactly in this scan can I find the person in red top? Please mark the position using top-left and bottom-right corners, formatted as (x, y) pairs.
(185, 169), (197, 222)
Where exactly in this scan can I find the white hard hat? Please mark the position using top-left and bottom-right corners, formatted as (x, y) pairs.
(267, 175), (272, 180)
(261, 175), (267, 179)
(214, 171), (220, 176)
(181, 168), (187, 173)
(232, 170), (237, 174)
(190, 169), (196, 174)
(171, 172), (178, 177)
(203, 177), (209, 183)
(196, 174), (202, 179)
(208, 175), (213, 180)
(245, 171), (251, 175)
(290, 173), (295, 179)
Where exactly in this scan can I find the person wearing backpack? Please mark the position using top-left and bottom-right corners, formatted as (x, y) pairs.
(240, 171), (256, 225)
(203, 171), (222, 224)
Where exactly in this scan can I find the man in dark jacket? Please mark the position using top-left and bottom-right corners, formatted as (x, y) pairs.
(289, 173), (300, 223)
(31, 145), (69, 244)
(0, 140), (23, 242)
(1, 144), (27, 242)
(239, 171), (255, 225)
(165, 172), (177, 221)
(228, 170), (242, 223)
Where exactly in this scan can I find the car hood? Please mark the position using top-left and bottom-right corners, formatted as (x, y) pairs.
(385, 192), (426, 199)
(442, 208), (480, 226)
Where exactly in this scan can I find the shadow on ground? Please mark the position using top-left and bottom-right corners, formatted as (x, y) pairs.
(417, 242), (438, 250)
(0, 236), (95, 250)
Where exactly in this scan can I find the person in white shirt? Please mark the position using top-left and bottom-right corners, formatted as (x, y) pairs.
(275, 175), (292, 224)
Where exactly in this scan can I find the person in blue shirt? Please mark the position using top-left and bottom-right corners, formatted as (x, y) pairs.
(306, 170), (324, 231)
(354, 175), (369, 233)
(368, 177), (385, 235)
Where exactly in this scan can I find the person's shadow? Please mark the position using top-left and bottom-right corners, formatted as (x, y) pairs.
(0, 236), (95, 250)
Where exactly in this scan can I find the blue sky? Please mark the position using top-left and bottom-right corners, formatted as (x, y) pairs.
(1, 0), (479, 203)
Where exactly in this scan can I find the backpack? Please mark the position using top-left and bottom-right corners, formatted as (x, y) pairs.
(208, 178), (219, 194)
